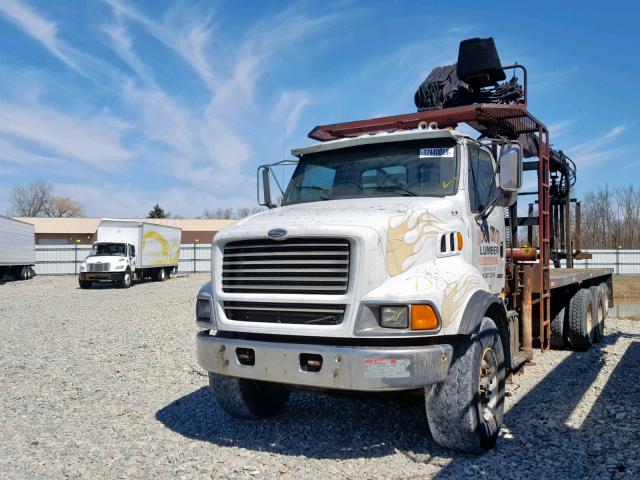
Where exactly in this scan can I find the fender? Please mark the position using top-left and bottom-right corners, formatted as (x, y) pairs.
(457, 290), (514, 371)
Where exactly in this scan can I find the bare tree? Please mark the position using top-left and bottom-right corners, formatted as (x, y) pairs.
(202, 207), (265, 220)
(8, 181), (54, 216)
(44, 197), (86, 217)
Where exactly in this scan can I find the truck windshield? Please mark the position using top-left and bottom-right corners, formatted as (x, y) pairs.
(91, 243), (126, 256)
(282, 139), (459, 205)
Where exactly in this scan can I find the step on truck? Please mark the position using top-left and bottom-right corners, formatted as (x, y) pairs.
(0, 216), (36, 281)
(194, 38), (613, 453)
(79, 219), (181, 289)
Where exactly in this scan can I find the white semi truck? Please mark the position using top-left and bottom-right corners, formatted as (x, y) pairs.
(79, 219), (181, 289)
(194, 38), (612, 453)
(0, 216), (35, 281)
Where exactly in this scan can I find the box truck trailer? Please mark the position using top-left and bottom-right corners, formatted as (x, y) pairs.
(194, 38), (613, 453)
(79, 219), (181, 289)
(0, 216), (35, 281)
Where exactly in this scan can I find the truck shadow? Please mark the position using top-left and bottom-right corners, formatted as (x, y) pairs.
(155, 331), (640, 471)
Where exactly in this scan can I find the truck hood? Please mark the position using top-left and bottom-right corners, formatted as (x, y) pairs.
(227, 196), (457, 239)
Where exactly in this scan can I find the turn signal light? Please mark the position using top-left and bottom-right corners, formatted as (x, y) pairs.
(411, 304), (439, 330)
(456, 231), (463, 250)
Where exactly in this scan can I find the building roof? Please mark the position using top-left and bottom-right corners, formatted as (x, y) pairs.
(13, 217), (236, 234)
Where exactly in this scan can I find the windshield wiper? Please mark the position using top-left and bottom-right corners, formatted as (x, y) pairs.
(375, 185), (418, 197)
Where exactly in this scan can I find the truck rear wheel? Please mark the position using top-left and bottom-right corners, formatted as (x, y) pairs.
(425, 317), (505, 453)
(550, 307), (567, 349)
(155, 268), (167, 282)
(208, 373), (290, 419)
(590, 285), (607, 342)
(567, 288), (594, 351)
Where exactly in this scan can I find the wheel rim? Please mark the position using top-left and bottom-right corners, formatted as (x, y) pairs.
(125, 273), (130, 286)
(587, 308), (593, 337)
(479, 347), (498, 422)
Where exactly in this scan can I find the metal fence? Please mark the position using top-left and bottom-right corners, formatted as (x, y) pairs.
(33, 246), (640, 276)
(34, 244), (212, 275)
(560, 249), (640, 275)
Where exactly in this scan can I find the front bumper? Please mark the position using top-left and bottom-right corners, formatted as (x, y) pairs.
(196, 332), (453, 391)
(79, 272), (124, 282)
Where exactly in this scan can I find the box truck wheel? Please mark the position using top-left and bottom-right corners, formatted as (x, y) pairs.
(425, 317), (505, 453)
(120, 270), (132, 289)
(589, 285), (607, 342)
(155, 268), (167, 282)
(79, 279), (92, 289)
(567, 288), (594, 351)
(208, 373), (290, 419)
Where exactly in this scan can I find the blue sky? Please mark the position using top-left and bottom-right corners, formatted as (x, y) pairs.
(0, 0), (637, 217)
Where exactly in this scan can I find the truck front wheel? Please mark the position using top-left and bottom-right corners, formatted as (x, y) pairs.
(120, 270), (132, 289)
(208, 373), (290, 419)
(79, 279), (92, 289)
(425, 317), (505, 453)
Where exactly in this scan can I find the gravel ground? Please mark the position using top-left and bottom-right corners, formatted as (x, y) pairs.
(1, 275), (639, 479)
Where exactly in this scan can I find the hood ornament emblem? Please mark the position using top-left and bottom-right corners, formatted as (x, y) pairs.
(268, 228), (287, 239)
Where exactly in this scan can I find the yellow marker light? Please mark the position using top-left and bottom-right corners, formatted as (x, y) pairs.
(411, 304), (439, 330)
(456, 231), (463, 250)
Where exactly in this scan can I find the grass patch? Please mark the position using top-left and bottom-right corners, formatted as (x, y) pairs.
(613, 276), (640, 298)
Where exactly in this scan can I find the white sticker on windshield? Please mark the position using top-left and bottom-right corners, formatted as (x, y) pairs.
(419, 147), (454, 158)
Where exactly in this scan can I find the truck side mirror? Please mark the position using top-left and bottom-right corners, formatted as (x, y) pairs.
(498, 146), (522, 192)
(257, 165), (277, 209)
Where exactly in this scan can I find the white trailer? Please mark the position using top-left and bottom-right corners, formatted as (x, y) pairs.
(0, 216), (35, 281)
(79, 219), (181, 289)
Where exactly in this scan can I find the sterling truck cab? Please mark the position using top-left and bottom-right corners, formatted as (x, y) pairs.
(196, 125), (522, 452)
(195, 38), (613, 453)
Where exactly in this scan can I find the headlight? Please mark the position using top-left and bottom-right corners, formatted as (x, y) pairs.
(196, 298), (212, 322)
(380, 306), (409, 329)
(80, 263), (86, 272)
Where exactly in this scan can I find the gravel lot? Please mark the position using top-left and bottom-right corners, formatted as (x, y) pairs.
(1, 275), (639, 479)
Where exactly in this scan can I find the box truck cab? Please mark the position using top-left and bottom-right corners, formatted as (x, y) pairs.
(79, 219), (181, 289)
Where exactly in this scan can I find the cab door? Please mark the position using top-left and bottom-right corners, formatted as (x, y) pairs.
(467, 144), (506, 294)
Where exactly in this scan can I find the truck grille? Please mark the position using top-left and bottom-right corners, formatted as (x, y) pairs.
(87, 263), (110, 272)
(222, 238), (350, 295)
(224, 301), (346, 325)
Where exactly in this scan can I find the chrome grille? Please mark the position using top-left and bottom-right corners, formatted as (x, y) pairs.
(222, 238), (350, 294)
(224, 301), (346, 325)
(87, 262), (110, 272)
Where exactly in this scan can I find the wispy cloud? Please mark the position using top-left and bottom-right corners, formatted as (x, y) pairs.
(0, 102), (132, 169)
(566, 124), (627, 167)
(103, 0), (218, 91)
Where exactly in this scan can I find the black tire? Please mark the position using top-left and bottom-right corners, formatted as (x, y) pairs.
(567, 289), (594, 351)
(19, 266), (29, 280)
(208, 373), (290, 419)
(155, 268), (167, 282)
(425, 317), (505, 453)
(550, 307), (567, 349)
(79, 279), (92, 289)
(590, 285), (607, 342)
(120, 270), (132, 289)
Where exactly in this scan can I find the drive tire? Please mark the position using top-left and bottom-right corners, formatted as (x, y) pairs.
(79, 279), (92, 289)
(567, 288), (594, 351)
(550, 307), (567, 349)
(590, 284), (607, 342)
(208, 373), (290, 419)
(120, 269), (132, 289)
(155, 268), (167, 282)
(425, 317), (505, 453)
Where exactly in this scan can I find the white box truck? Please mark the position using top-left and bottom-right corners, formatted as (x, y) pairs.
(0, 216), (35, 281)
(79, 219), (181, 289)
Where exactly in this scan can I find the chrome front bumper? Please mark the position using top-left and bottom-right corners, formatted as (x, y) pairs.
(196, 332), (453, 391)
